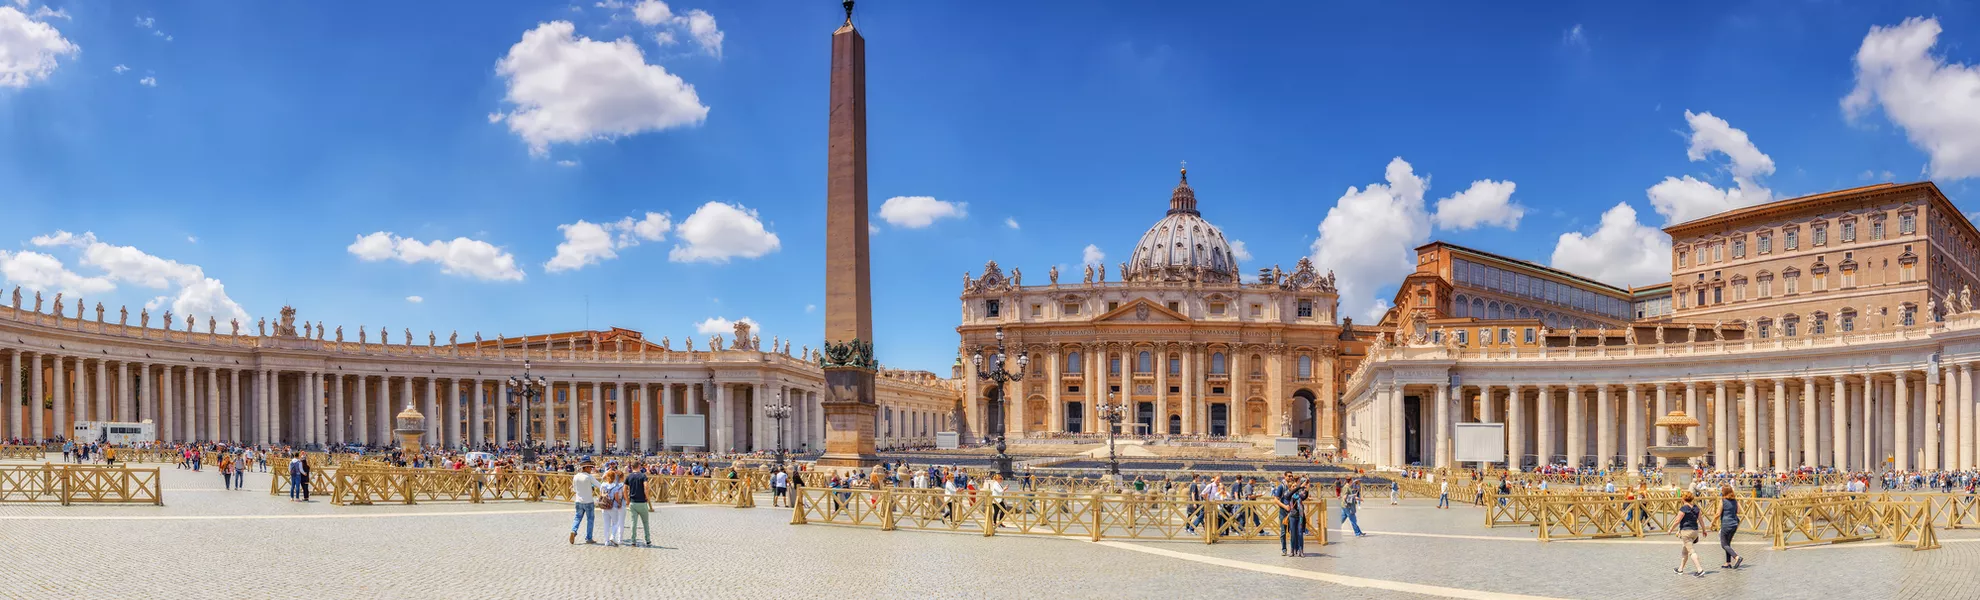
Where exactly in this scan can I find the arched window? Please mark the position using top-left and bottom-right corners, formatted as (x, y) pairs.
(1454, 295), (1469, 318)
(1066, 351), (1082, 373)
(1137, 351), (1152, 373)
(1839, 309), (1856, 332)
(1297, 355), (1313, 378)
(1471, 298), (1485, 317)
(1488, 302), (1502, 320)
(1210, 352), (1227, 374)
(1519, 307), (1532, 319)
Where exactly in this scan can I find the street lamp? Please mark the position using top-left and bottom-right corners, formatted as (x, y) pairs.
(1096, 391), (1130, 477)
(973, 326), (1028, 478)
(506, 360), (550, 466)
(767, 391), (793, 467)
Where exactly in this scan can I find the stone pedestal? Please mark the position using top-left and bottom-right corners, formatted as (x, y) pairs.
(1273, 437), (1300, 457)
(815, 367), (880, 468)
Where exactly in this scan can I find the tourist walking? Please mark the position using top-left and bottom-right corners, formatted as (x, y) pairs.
(1718, 485), (1743, 570)
(1342, 480), (1365, 537)
(569, 462), (600, 544)
(771, 468), (789, 508)
(1674, 491), (1705, 577)
(1437, 478), (1449, 509)
(598, 470), (628, 547)
(219, 455), (234, 490)
(626, 466), (652, 547)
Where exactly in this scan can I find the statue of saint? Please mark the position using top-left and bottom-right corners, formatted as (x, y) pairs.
(52, 293), (63, 317)
(449, 331), (458, 346)
(120, 306), (128, 326)
(784, 341), (792, 355)
(95, 303), (104, 322)
(1049, 265), (1059, 285)
(404, 328), (412, 346)
(185, 315), (193, 331)
(335, 326), (343, 342)
(140, 308), (150, 328)
(659, 336), (670, 350)
(428, 331), (436, 347)
(257, 318), (267, 337)
(163, 311), (174, 330)
(1686, 323), (1698, 343)
(711, 334), (725, 351)
(9, 287), (18, 310)
(1011, 267), (1022, 287)
(208, 316), (217, 335)
(685, 337), (695, 352)
(32, 291), (42, 313)
(474, 332), (482, 345)
(1964, 285), (1974, 313)
(1623, 326), (1635, 346)
(316, 323), (324, 340)
(1098, 262), (1107, 282)
(359, 326), (367, 344)
(1083, 264), (1094, 284)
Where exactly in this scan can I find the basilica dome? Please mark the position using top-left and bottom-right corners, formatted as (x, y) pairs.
(1125, 168), (1240, 284)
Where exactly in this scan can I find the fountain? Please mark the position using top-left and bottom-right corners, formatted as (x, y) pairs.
(1647, 410), (1705, 488)
(394, 404), (427, 455)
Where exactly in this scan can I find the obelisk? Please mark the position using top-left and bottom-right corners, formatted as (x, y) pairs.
(816, 0), (881, 469)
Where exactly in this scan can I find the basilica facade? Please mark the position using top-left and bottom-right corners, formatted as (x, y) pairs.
(957, 169), (1352, 451)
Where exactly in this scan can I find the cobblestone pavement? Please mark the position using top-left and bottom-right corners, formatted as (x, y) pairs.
(2, 462), (1974, 599)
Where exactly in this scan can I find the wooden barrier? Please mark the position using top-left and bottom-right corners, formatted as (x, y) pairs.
(1536, 497), (1643, 541)
(1874, 499), (1942, 551)
(0, 445), (45, 461)
(0, 464), (162, 505)
(317, 465), (754, 508)
(1769, 495), (1880, 550)
(791, 486), (1327, 545)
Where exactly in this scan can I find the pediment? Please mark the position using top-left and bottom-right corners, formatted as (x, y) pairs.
(1093, 298), (1189, 323)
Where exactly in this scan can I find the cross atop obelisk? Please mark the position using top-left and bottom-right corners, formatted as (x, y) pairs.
(817, 0), (881, 468)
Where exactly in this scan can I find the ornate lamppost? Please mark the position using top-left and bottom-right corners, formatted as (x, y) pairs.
(972, 326), (1028, 478)
(768, 391), (793, 467)
(1097, 391), (1130, 478)
(506, 360), (550, 465)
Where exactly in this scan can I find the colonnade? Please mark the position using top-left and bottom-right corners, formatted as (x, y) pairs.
(1374, 364), (1980, 472)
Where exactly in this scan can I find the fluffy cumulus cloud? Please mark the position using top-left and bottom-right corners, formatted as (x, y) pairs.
(694, 315), (756, 335)
(1645, 110), (1775, 224)
(5, 231), (251, 324)
(346, 232), (525, 281)
(0, 6), (78, 88)
(546, 211), (672, 272)
(629, 1), (724, 57)
(137, 75), (155, 87)
(1309, 158), (1432, 322)
(669, 202), (780, 263)
(877, 196), (967, 229)
(1431, 179), (1523, 230)
(1081, 244), (1105, 266)
(1843, 17), (1980, 180)
(491, 21), (709, 156)
(1228, 240), (1253, 262)
(405, 295), (423, 303)
(1550, 203), (1673, 287)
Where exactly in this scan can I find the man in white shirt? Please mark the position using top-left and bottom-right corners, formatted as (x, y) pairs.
(1437, 479), (1450, 509)
(569, 463), (600, 545)
(988, 474), (1009, 527)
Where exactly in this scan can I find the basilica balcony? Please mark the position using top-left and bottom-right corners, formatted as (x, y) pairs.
(1060, 371), (1084, 380)
(1206, 373), (1229, 383)
(1131, 372), (1155, 381)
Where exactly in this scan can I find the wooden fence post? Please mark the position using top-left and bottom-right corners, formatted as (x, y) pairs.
(790, 487), (807, 525)
(880, 489), (896, 531)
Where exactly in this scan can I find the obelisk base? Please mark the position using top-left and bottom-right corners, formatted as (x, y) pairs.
(815, 367), (881, 469)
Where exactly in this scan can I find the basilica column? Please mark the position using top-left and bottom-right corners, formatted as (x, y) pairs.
(714, 383), (731, 452)
(1047, 347), (1062, 434)
(1893, 372), (1909, 471)
(1926, 369), (1941, 471)
(1737, 379), (1754, 471)
(615, 381), (629, 452)
(28, 353), (44, 441)
(1963, 364), (1977, 470)
(182, 366), (196, 442)
(93, 359), (107, 424)
(568, 381), (584, 451)
(207, 368), (221, 443)
(329, 374), (345, 446)
(6, 351), (21, 439)
(1653, 383), (1670, 465)
(356, 375), (371, 446)
(1853, 378), (1868, 470)
(161, 366), (177, 442)
(1433, 381), (1450, 468)
(1508, 385), (1526, 470)
(1947, 366), (1961, 470)
(1536, 385), (1553, 467)
(1625, 384), (1642, 472)
(1590, 384), (1609, 469)
(1564, 384), (1584, 469)
(657, 383), (674, 451)
(1711, 380), (1728, 469)
(963, 346), (981, 439)
(115, 361), (131, 424)
(1180, 346), (1195, 436)
(51, 355), (65, 442)
(1798, 377), (1815, 469)
(1831, 375), (1848, 469)
(1387, 385), (1404, 466)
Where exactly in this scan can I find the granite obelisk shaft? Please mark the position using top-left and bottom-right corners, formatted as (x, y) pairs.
(818, 14), (880, 468)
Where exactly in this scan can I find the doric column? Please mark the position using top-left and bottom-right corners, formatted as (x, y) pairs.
(253, 369), (267, 445)
(1536, 384), (1553, 467)
(495, 379), (510, 446)
(589, 381), (604, 454)
(1180, 346), (1195, 436)
(1895, 371), (1910, 471)
(713, 383), (730, 452)
(1713, 380), (1729, 469)
(963, 346), (980, 438)
(567, 381), (583, 451)
(657, 383), (674, 451)
(1770, 379), (1786, 472)
(1565, 384), (1584, 469)
(131, 362), (146, 437)
(161, 366), (176, 442)
(466, 379), (481, 448)
(615, 381), (629, 452)
(1801, 377), (1817, 469)
(330, 374), (345, 446)
(1854, 378), (1869, 470)
(6, 350), (21, 439)
(355, 375), (370, 446)
(1266, 352), (1285, 437)
(1387, 385), (1404, 466)
(1654, 383), (1669, 459)
(1831, 375), (1848, 469)
(1964, 364), (1977, 470)
(207, 368), (221, 443)
(181, 365), (195, 442)
(1949, 367), (1962, 471)
(538, 379), (555, 448)
(1596, 384), (1613, 470)
(1926, 369), (1941, 471)
(1625, 383), (1642, 473)
(1509, 385), (1526, 470)
(1433, 381), (1450, 468)
(116, 361), (130, 424)
(1738, 379), (1755, 471)
(51, 354), (65, 442)
(418, 377), (435, 445)
(28, 353), (43, 440)
(1047, 347), (1062, 434)
(93, 359), (107, 424)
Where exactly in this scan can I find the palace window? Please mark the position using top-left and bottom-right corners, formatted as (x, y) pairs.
(1872, 220), (1884, 240)
(1733, 239), (1745, 258)
(1677, 249), (1688, 267)
(1903, 305), (1916, 326)
(1784, 319), (1799, 337)
(1297, 300), (1314, 318)
(984, 300), (1001, 318)
(1209, 302), (1226, 315)
(1109, 357), (1121, 375)
(1814, 225), (1827, 246)
(1813, 272), (1827, 292)
(1812, 316), (1826, 335)
(1061, 303), (1078, 316)
(1785, 274), (1799, 294)
(1758, 321), (1771, 339)
(1759, 234), (1771, 254)
(1840, 311), (1855, 332)
(1901, 213), (1916, 234)
(1712, 287), (1722, 304)
(1758, 275), (1773, 297)
(1168, 356), (1181, 375)
(1066, 351), (1082, 373)
(1297, 356), (1313, 379)
(1696, 289), (1706, 307)
(1137, 351), (1152, 373)
(1524, 328), (1536, 344)
(1031, 304), (1042, 317)
(1786, 230), (1799, 250)
(1713, 243), (1723, 262)
(1210, 352), (1226, 374)
(1456, 330), (1469, 346)
(1499, 328), (1512, 344)
(1167, 301), (1180, 312)
(1842, 221), (1856, 243)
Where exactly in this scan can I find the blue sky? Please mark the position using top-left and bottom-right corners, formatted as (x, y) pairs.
(3, 1), (1979, 373)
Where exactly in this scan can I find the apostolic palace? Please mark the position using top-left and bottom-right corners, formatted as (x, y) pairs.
(6, 176), (1980, 474)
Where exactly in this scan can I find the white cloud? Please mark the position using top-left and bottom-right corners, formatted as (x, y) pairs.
(185, 235), (197, 243)
(1309, 157), (1431, 322)
(405, 295), (424, 304)
(0, 6), (78, 89)
(1549, 203), (1672, 288)
(134, 16), (153, 29)
(0, 250), (115, 296)
(1842, 17), (1980, 180)
(491, 21), (709, 157)
(1364, 299), (1393, 323)
(868, 224), (879, 235)
(679, 9), (722, 58)
(137, 75), (156, 87)
(545, 211), (672, 272)
(1431, 179), (1524, 230)
(694, 315), (756, 335)
(669, 202), (780, 263)
(1563, 24), (1586, 47)
(11, 230), (250, 324)
(878, 196), (967, 228)
(804, 304), (816, 314)
(345, 232), (526, 281)
(626, 1), (722, 57)
(112, 64), (128, 74)
(1081, 244), (1105, 266)
(29, 6), (66, 20)
(556, 159), (579, 167)
(632, 0), (673, 25)
(1644, 110), (1774, 224)
(1004, 217), (1020, 230)
(1229, 240), (1252, 262)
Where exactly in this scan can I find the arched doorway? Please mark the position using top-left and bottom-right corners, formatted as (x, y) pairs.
(1292, 389), (1318, 441)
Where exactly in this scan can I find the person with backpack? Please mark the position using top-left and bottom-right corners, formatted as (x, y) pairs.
(1341, 479), (1365, 537)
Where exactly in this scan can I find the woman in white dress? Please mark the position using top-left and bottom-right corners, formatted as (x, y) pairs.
(598, 470), (628, 547)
